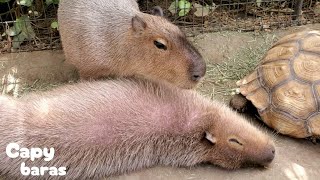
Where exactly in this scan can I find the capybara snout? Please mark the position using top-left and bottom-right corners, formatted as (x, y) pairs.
(263, 145), (276, 164)
(189, 51), (206, 82)
(251, 142), (275, 166)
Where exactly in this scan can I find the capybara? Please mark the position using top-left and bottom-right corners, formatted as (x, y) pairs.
(58, 0), (206, 89)
(0, 79), (275, 179)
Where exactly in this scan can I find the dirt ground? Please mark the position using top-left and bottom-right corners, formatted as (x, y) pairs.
(1, 24), (320, 180)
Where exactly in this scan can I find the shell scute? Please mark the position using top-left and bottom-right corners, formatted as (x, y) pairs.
(293, 52), (320, 82)
(262, 42), (298, 63)
(260, 109), (308, 138)
(272, 81), (316, 120)
(261, 60), (291, 89)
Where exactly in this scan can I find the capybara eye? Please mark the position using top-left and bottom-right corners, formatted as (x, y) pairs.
(154, 40), (167, 50)
(229, 138), (243, 146)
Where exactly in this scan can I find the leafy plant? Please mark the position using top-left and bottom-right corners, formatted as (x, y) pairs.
(256, 0), (262, 7)
(5, 16), (36, 48)
(50, 21), (58, 30)
(45, 0), (59, 6)
(17, 0), (34, 7)
(169, 0), (192, 17)
(14, 16), (36, 48)
(0, 0), (59, 6)
(1, 0), (61, 49)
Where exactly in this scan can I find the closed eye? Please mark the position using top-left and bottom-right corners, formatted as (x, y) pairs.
(154, 40), (167, 50)
(229, 138), (243, 146)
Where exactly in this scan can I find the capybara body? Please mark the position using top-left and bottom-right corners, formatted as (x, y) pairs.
(58, 0), (206, 89)
(0, 79), (274, 179)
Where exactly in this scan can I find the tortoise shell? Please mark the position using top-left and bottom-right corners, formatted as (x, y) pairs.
(237, 30), (320, 138)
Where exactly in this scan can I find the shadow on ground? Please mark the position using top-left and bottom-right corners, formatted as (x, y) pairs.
(0, 50), (78, 97)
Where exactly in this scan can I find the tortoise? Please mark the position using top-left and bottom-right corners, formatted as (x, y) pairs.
(231, 30), (320, 139)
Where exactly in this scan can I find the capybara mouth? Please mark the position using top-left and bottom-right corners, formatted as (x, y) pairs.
(183, 84), (197, 89)
(243, 150), (275, 168)
(241, 161), (273, 169)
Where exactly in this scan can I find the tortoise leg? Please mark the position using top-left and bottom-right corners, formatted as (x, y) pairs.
(229, 94), (250, 113)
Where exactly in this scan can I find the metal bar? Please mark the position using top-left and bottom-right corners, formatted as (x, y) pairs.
(293, 0), (303, 21)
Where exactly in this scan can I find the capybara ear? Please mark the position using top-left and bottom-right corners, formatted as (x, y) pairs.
(151, 6), (164, 17)
(132, 15), (147, 33)
(205, 132), (217, 145)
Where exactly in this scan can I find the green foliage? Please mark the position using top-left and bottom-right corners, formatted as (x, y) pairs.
(0, 0), (10, 3)
(0, 0), (60, 6)
(5, 16), (36, 48)
(256, 0), (262, 7)
(6, 26), (20, 37)
(178, 0), (191, 16)
(45, 0), (59, 5)
(13, 16), (36, 48)
(1, 0), (61, 49)
(50, 21), (58, 30)
(169, 0), (191, 17)
(17, 0), (34, 7)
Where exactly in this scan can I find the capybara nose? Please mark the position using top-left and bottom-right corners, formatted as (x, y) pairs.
(261, 145), (275, 165)
(190, 63), (206, 82)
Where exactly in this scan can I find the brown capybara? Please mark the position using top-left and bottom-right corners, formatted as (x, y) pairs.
(58, 0), (206, 89)
(0, 79), (275, 179)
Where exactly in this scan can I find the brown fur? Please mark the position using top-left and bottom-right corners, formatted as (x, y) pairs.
(0, 79), (275, 179)
(58, 0), (206, 89)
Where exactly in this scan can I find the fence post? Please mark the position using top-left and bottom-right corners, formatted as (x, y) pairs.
(293, 0), (303, 23)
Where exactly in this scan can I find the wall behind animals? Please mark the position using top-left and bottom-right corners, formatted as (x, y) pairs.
(0, 0), (319, 53)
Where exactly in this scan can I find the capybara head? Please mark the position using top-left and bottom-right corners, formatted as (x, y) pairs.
(128, 8), (206, 89)
(199, 106), (275, 169)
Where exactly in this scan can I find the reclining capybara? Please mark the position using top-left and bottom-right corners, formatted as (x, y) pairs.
(0, 79), (275, 179)
(58, 0), (206, 89)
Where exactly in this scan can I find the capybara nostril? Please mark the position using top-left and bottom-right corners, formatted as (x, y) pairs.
(190, 63), (206, 82)
(191, 74), (202, 81)
(191, 70), (205, 81)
